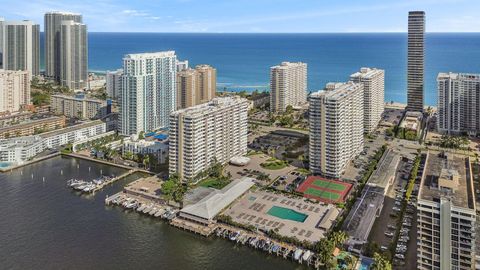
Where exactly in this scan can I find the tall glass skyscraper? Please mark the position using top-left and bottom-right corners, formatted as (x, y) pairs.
(407, 11), (426, 112)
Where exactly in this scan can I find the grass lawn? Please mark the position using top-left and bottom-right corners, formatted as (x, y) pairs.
(304, 187), (341, 201)
(198, 178), (231, 189)
(260, 160), (288, 170)
(312, 180), (347, 191)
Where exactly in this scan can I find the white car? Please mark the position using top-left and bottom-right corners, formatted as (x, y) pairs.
(395, 254), (405, 259)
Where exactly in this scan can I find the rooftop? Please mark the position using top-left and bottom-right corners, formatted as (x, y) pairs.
(343, 185), (385, 243)
(367, 149), (400, 190)
(350, 67), (384, 79)
(124, 51), (176, 60)
(419, 151), (475, 210)
(180, 177), (255, 221)
(310, 81), (362, 101)
(170, 96), (247, 118)
(271, 61), (306, 69)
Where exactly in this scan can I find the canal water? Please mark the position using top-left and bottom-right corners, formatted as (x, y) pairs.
(0, 156), (305, 270)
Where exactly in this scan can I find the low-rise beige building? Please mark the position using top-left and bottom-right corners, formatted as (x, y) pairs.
(50, 94), (108, 119)
(0, 115), (66, 139)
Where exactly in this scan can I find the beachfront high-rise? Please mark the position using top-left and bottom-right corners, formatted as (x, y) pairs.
(44, 12), (83, 81)
(1, 20), (40, 78)
(120, 51), (177, 136)
(169, 96), (248, 181)
(407, 11), (426, 112)
(350, 68), (385, 133)
(0, 18), (4, 69)
(0, 70), (30, 114)
(309, 82), (364, 179)
(417, 152), (476, 270)
(437, 72), (480, 136)
(60, 20), (88, 91)
(176, 65), (216, 109)
(106, 69), (123, 100)
(270, 62), (307, 112)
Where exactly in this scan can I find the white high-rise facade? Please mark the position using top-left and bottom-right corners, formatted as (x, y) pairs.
(417, 152), (476, 270)
(350, 67), (385, 133)
(106, 69), (123, 99)
(120, 51), (176, 136)
(60, 20), (87, 91)
(2, 20), (40, 78)
(44, 12), (83, 81)
(437, 73), (480, 136)
(169, 96), (248, 181)
(0, 69), (30, 113)
(309, 82), (364, 178)
(270, 62), (307, 112)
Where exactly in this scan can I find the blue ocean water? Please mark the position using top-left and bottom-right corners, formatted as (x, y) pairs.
(41, 33), (480, 106)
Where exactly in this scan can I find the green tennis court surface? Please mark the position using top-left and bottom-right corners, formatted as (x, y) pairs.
(304, 188), (341, 200)
(312, 180), (347, 191)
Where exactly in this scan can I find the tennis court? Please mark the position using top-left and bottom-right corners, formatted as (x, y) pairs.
(312, 180), (347, 191)
(296, 176), (352, 203)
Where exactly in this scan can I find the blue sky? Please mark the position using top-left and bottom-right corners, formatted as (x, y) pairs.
(1, 0), (479, 32)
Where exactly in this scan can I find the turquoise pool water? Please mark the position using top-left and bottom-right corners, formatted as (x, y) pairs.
(0, 162), (12, 168)
(267, 206), (308, 222)
(358, 257), (373, 270)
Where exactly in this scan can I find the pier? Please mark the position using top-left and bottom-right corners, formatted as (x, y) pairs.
(90, 170), (138, 193)
(64, 153), (154, 174)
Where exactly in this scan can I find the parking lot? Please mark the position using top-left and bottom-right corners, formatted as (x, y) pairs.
(367, 157), (415, 257)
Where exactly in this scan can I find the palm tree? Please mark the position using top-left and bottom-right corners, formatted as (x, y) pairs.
(143, 155), (150, 170)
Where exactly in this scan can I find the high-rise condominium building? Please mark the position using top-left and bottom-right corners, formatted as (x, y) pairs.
(417, 152), (476, 270)
(106, 69), (123, 99)
(0, 18), (4, 69)
(0, 70), (30, 113)
(309, 82), (364, 178)
(437, 72), (480, 136)
(169, 96), (248, 181)
(176, 65), (216, 109)
(44, 12), (83, 81)
(2, 20), (40, 78)
(120, 51), (176, 135)
(60, 20), (88, 91)
(407, 11), (426, 112)
(350, 67), (385, 133)
(176, 60), (189, 72)
(270, 62), (307, 112)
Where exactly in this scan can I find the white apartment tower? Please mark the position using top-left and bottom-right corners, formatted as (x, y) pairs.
(120, 51), (177, 136)
(437, 72), (480, 136)
(309, 82), (364, 178)
(106, 69), (123, 99)
(0, 69), (30, 113)
(417, 152), (476, 270)
(350, 68), (385, 133)
(60, 20), (88, 91)
(44, 12), (83, 81)
(2, 20), (40, 78)
(270, 62), (307, 112)
(169, 96), (248, 181)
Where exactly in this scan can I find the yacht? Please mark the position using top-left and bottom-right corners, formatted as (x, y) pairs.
(302, 250), (312, 262)
(294, 249), (304, 261)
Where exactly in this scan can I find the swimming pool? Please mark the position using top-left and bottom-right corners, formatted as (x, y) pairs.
(267, 206), (308, 222)
(358, 257), (373, 270)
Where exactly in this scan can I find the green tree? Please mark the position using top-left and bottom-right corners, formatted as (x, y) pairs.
(370, 252), (392, 270)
